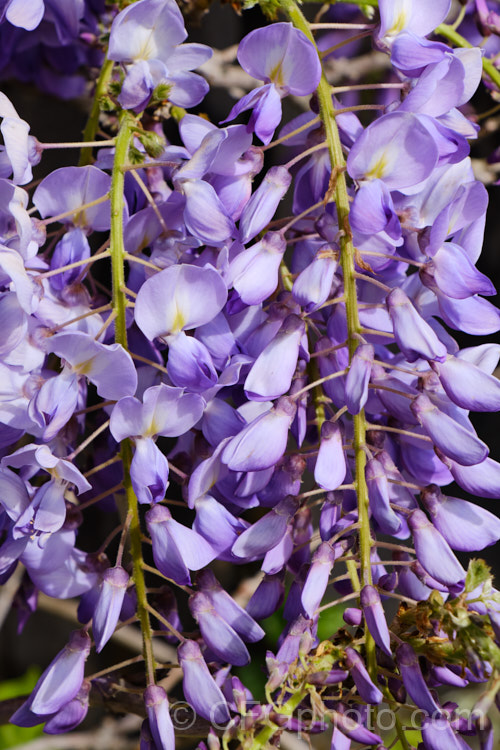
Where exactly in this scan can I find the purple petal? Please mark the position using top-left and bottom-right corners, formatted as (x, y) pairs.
(189, 592), (250, 666)
(239, 167), (291, 243)
(366, 458), (402, 535)
(93, 566), (129, 652)
(396, 643), (442, 716)
(222, 397), (296, 472)
(314, 421), (346, 491)
(386, 287), (447, 362)
(347, 112), (438, 189)
(28, 630), (90, 716)
(237, 23), (321, 95)
(196, 569), (265, 642)
(33, 166), (111, 232)
(345, 647), (383, 704)
(360, 585), (391, 657)
(109, 0), (186, 63)
(167, 332), (217, 393)
(408, 509), (466, 588)
(229, 232), (286, 306)
(134, 263), (227, 339)
(432, 355), (500, 412)
(182, 179), (236, 244)
(421, 485), (500, 552)
(345, 344), (373, 415)
(49, 331), (137, 400)
(244, 315), (304, 401)
(411, 393), (488, 466)
(301, 543), (336, 617)
(178, 640), (230, 724)
(232, 495), (299, 559)
(144, 685), (175, 750)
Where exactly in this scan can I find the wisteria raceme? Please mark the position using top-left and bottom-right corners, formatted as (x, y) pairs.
(0, 0), (500, 749)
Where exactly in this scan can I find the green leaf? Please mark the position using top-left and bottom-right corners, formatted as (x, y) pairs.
(465, 559), (492, 593)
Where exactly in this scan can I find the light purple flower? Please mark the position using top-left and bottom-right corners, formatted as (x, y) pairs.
(93, 566), (129, 652)
(11, 630), (90, 723)
(178, 640), (230, 724)
(134, 263), (227, 340)
(48, 331), (137, 401)
(146, 504), (216, 585)
(144, 685), (174, 750)
(223, 24), (321, 144)
(408, 509), (465, 588)
(314, 421), (346, 491)
(222, 397), (296, 472)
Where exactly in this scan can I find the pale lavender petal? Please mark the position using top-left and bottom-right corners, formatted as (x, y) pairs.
(421, 716), (463, 750)
(118, 60), (154, 111)
(411, 393), (488, 466)
(189, 592), (250, 666)
(182, 179), (235, 244)
(347, 112), (438, 189)
(314, 421), (346, 491)
(408, 509), (466, 588)
(396, 643), (442, 716)
(292, 246), (338, 311)
(196, 569), (265, 642)
(230, 232), (286, 306)
(237, 23), (321, 95)
(231, 495), (299, 558)
(33, 166), (111, 231)
(445, 456), (500, 499)
(167, 331), (217, 393)
(437, 293), (500, 336)
(345, 647), (383, 704)
(345, 344), (373, 415)
(386, 287), (447, 362)
(222, 397), (296, 472)
(301, 543), (336, 617)
(0, 115), (31, 185)
(366, 458), (402, 535)
(130, 437), (169, 505)
(431, 355), (500, 411)
(178, 640), (230, 724)
(30, 630), (90, 715)
(425, 243), (495, 299)
(378, 0), (451, 40)
(108, 0), (186, 63)
(244, 315), (304, 401)
(239, 167), (291, 243)
(141, 384), (205, 437)
(49, 331), (138, 400)
(360, 585), (391, 657)
(144, 685), (175, 750)
(193, 495), (247, 556)
(93, 566), (130, 652)
(421, 485), (500, 552)
(168, 71), (210, 108)
(134, 263), (227, 339)
(4, 0), (45, 30)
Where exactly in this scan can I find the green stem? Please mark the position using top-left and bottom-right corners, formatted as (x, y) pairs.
(279, 0), (376, 671)
(110, 112), (135, 348)
(110, 112), (156, 685)
(79, 57), (114, 166)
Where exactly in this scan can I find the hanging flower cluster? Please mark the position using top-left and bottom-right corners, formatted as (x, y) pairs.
(0, 0), (500, 749)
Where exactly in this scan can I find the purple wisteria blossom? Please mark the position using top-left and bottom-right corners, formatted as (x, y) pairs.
(223, 24), (321, 144)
